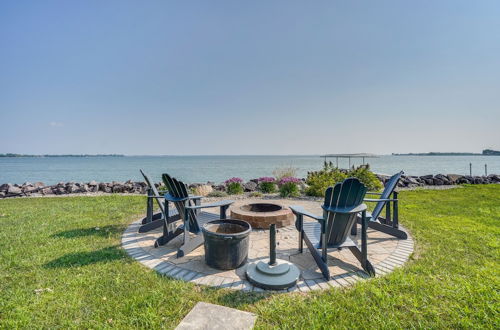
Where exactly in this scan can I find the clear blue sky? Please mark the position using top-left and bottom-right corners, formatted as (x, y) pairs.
(1, 0), (499, 155)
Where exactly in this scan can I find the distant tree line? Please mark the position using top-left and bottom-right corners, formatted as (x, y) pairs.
(482, 149), (500, 155)
(0, 154), (124, 157)
(392, 149), (500, 156)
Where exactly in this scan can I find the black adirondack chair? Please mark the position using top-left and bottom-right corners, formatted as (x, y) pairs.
(158, 173), (234, 258)
(139, 170), (181, 233)
(290, 178), (375, 280)
(354, 171), (407, 239)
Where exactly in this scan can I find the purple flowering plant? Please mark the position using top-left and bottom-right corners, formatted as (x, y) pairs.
(225, 177), (244, 194)
(278, 177), (301, 185)
(224, 177), (243, 184)
(278, 177), (301, 197)
(258, 177), (275, 183)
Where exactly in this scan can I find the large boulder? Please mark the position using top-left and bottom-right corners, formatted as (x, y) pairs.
(99, 183), (111, 193)
(488, 174), (500, 183)
(54, 187), (66, 195)
(432, 178), (444, 185)
(0, 183), (10, 192)
(243, 181), (258, 192)
(7, 185), (22, 195)
(193, 184), (213, 196)
(447, 174), (462, 183)
(22, 184), (38, 193)
(405, 176), (420, 185)
(41, 187), (53, 195)
(112, 182), (125, 193)
(133, 182), (146, 193)
(420, 174), (433, 180)
(435, 174), (451, 185)
(214, 184), (226, 192)
(66, 183), (79, 193)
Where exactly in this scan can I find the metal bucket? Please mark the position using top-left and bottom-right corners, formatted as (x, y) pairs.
(201, 219), (251, 270)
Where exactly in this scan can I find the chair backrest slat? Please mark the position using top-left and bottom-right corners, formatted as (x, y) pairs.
(323, 178), (367, 246)
(162, 173), (200, 233)
(371, 171), (403, 220)
(140, 169), (165, 214)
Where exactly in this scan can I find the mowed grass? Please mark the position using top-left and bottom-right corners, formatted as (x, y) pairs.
(0, 185), (499, 329)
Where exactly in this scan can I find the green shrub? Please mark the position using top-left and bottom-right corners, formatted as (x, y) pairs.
(259, 182), (277, 193)
(207, 191), (228, 198)
(278, 177), (301, 197)
(305, 163), (382, 197)
(257, 177), (277, 193)
(305, 163), (347, 197)
(348, 165), (383, 191)
(249, 191), (263, 198)
(226, 182), (243, 195)
(224, 178), (244, 195)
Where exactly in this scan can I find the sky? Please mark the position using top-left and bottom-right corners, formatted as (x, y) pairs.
(1, 0), (499, 155)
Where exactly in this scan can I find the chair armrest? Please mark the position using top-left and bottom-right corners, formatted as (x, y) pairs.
(289, 205), (324, 221)
(164, 193), (189, 202)
(148, 195), (165, 199)
(164, 193), (204, 203)
(186, 200), (234, 210)
(365, 192), (383, 195)
(364, 198), (398, 203)
(322, 203), (367, 214)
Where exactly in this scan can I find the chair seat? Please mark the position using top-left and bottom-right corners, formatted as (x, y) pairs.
(303, 222), (357, 249)
(196, 211), (221, 225)
(185, 211), (221, 233)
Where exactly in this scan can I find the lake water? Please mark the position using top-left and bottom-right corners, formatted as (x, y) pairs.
(1, 155), (499, 185)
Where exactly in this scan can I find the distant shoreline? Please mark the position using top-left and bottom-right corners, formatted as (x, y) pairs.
(0, 154), (124, 158)
(393, 149), (500, 156)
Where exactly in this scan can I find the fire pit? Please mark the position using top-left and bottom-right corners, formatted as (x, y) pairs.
(230, 202), (294, 229)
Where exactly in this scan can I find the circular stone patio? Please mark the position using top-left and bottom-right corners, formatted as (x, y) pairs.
(121, 198), (414, 292)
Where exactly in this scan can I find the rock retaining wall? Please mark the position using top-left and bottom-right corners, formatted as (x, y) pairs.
(1, 173), (499, 198)
(380, 173), (500, 188)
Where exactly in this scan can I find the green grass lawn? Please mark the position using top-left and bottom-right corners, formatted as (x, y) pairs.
(1, 185), (499, 329)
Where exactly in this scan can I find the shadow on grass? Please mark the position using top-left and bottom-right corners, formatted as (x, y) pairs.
(212, 286), (272, 308)
(52, 225), (124, 239)
(44, 245), (126, 268)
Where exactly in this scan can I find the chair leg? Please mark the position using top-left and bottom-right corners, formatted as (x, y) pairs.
(295, 214), (304, 253)
(154, 227), (183, 247)
(139, 218), (164, 233)
(357, 215), (407, 239)
(349, 211), (376, 276)
(393, 191), (399, 229)
(365, 220), (407, 239)
(142, 190), (155, 224)
(141, 211), (162, 225)
(299, 230), (304, 253)
(176, 234), (204, 258)
(348, 246), (376, 276)
(350, 221), (357, 236)
(303, 234), (330, 280)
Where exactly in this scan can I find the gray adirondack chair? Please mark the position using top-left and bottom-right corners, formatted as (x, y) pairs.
(354, 171), (407, 239)
(158, 173), (234, 258)
(290, 178), (375, 280)
(139, 169), (180, 233)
